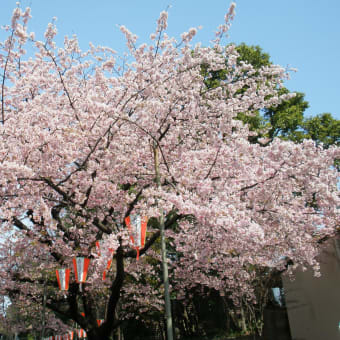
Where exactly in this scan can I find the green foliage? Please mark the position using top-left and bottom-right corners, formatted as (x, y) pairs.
(201, 61), (228, 90)
(264, 88), (309, 140)
(231, 44), (340, 150)
(236, 112), (266, 133)
(235, 43), (271, 70)
(301, 113), (340, 147)
(232, 44), (309, 144)
(232, 44), (309, 141)
(300, 113), (340, 169)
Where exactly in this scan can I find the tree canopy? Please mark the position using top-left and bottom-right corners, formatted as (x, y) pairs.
(233, 43), (340, 148)
(0, 4), (339, 340)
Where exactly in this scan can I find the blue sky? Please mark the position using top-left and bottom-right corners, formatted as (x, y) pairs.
(0, 0), (339, 119)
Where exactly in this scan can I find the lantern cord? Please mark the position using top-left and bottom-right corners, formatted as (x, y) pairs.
(136, 248), (140, 261)
(79, 283), (83, 292)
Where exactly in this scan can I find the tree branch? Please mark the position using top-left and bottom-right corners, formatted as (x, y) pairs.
(102, 241), (125, 333)
(12, 216), (65, 265)
(125, 213), (185, 258)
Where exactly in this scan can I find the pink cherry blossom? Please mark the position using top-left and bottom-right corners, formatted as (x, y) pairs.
(0, 3), (338, 339)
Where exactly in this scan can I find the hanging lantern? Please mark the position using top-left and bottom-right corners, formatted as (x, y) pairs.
(95, 239), (115, 280)
(64, 331), (74, 340)
(76, 329), (87, 338)
(73, 257), (90, 292)
(97, 319), (104, 326)
(95, 240), (102, 256)
(54, 336), (62, 340)
(125, 214), (148, 260)
(55, 269), (71, 295)
(103, 248), (114, 280)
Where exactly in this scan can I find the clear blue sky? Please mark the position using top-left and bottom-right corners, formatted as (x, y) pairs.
(1, 0), (339, 119)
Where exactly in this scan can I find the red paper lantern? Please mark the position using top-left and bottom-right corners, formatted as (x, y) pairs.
(103, 248), (114, 280)
(96, 240), (115, 280)
(55, 269), (71, 292)
(73, 257), (90, 292)
(97, 319), (104, 326)
(95, 240), (101, 256)
(64, 331), (74, 340)
(76, 329), (87, 338)
(125, 214), (148, 260)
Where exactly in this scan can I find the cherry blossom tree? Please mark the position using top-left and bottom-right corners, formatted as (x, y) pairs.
(0, 3), (339, 339)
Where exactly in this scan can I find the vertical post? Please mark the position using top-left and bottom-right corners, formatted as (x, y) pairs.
(41, 273), (47, 340)
(160, 211), (173, 340)
(154, 144), (174, 340)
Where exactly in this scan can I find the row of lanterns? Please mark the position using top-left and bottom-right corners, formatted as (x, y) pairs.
(56, 257), (90, 293)
(43, 331), (74, 340)
(55, 214), (148, 293)
(44, 320), (104, 339)
(53, 214), (148, 336)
